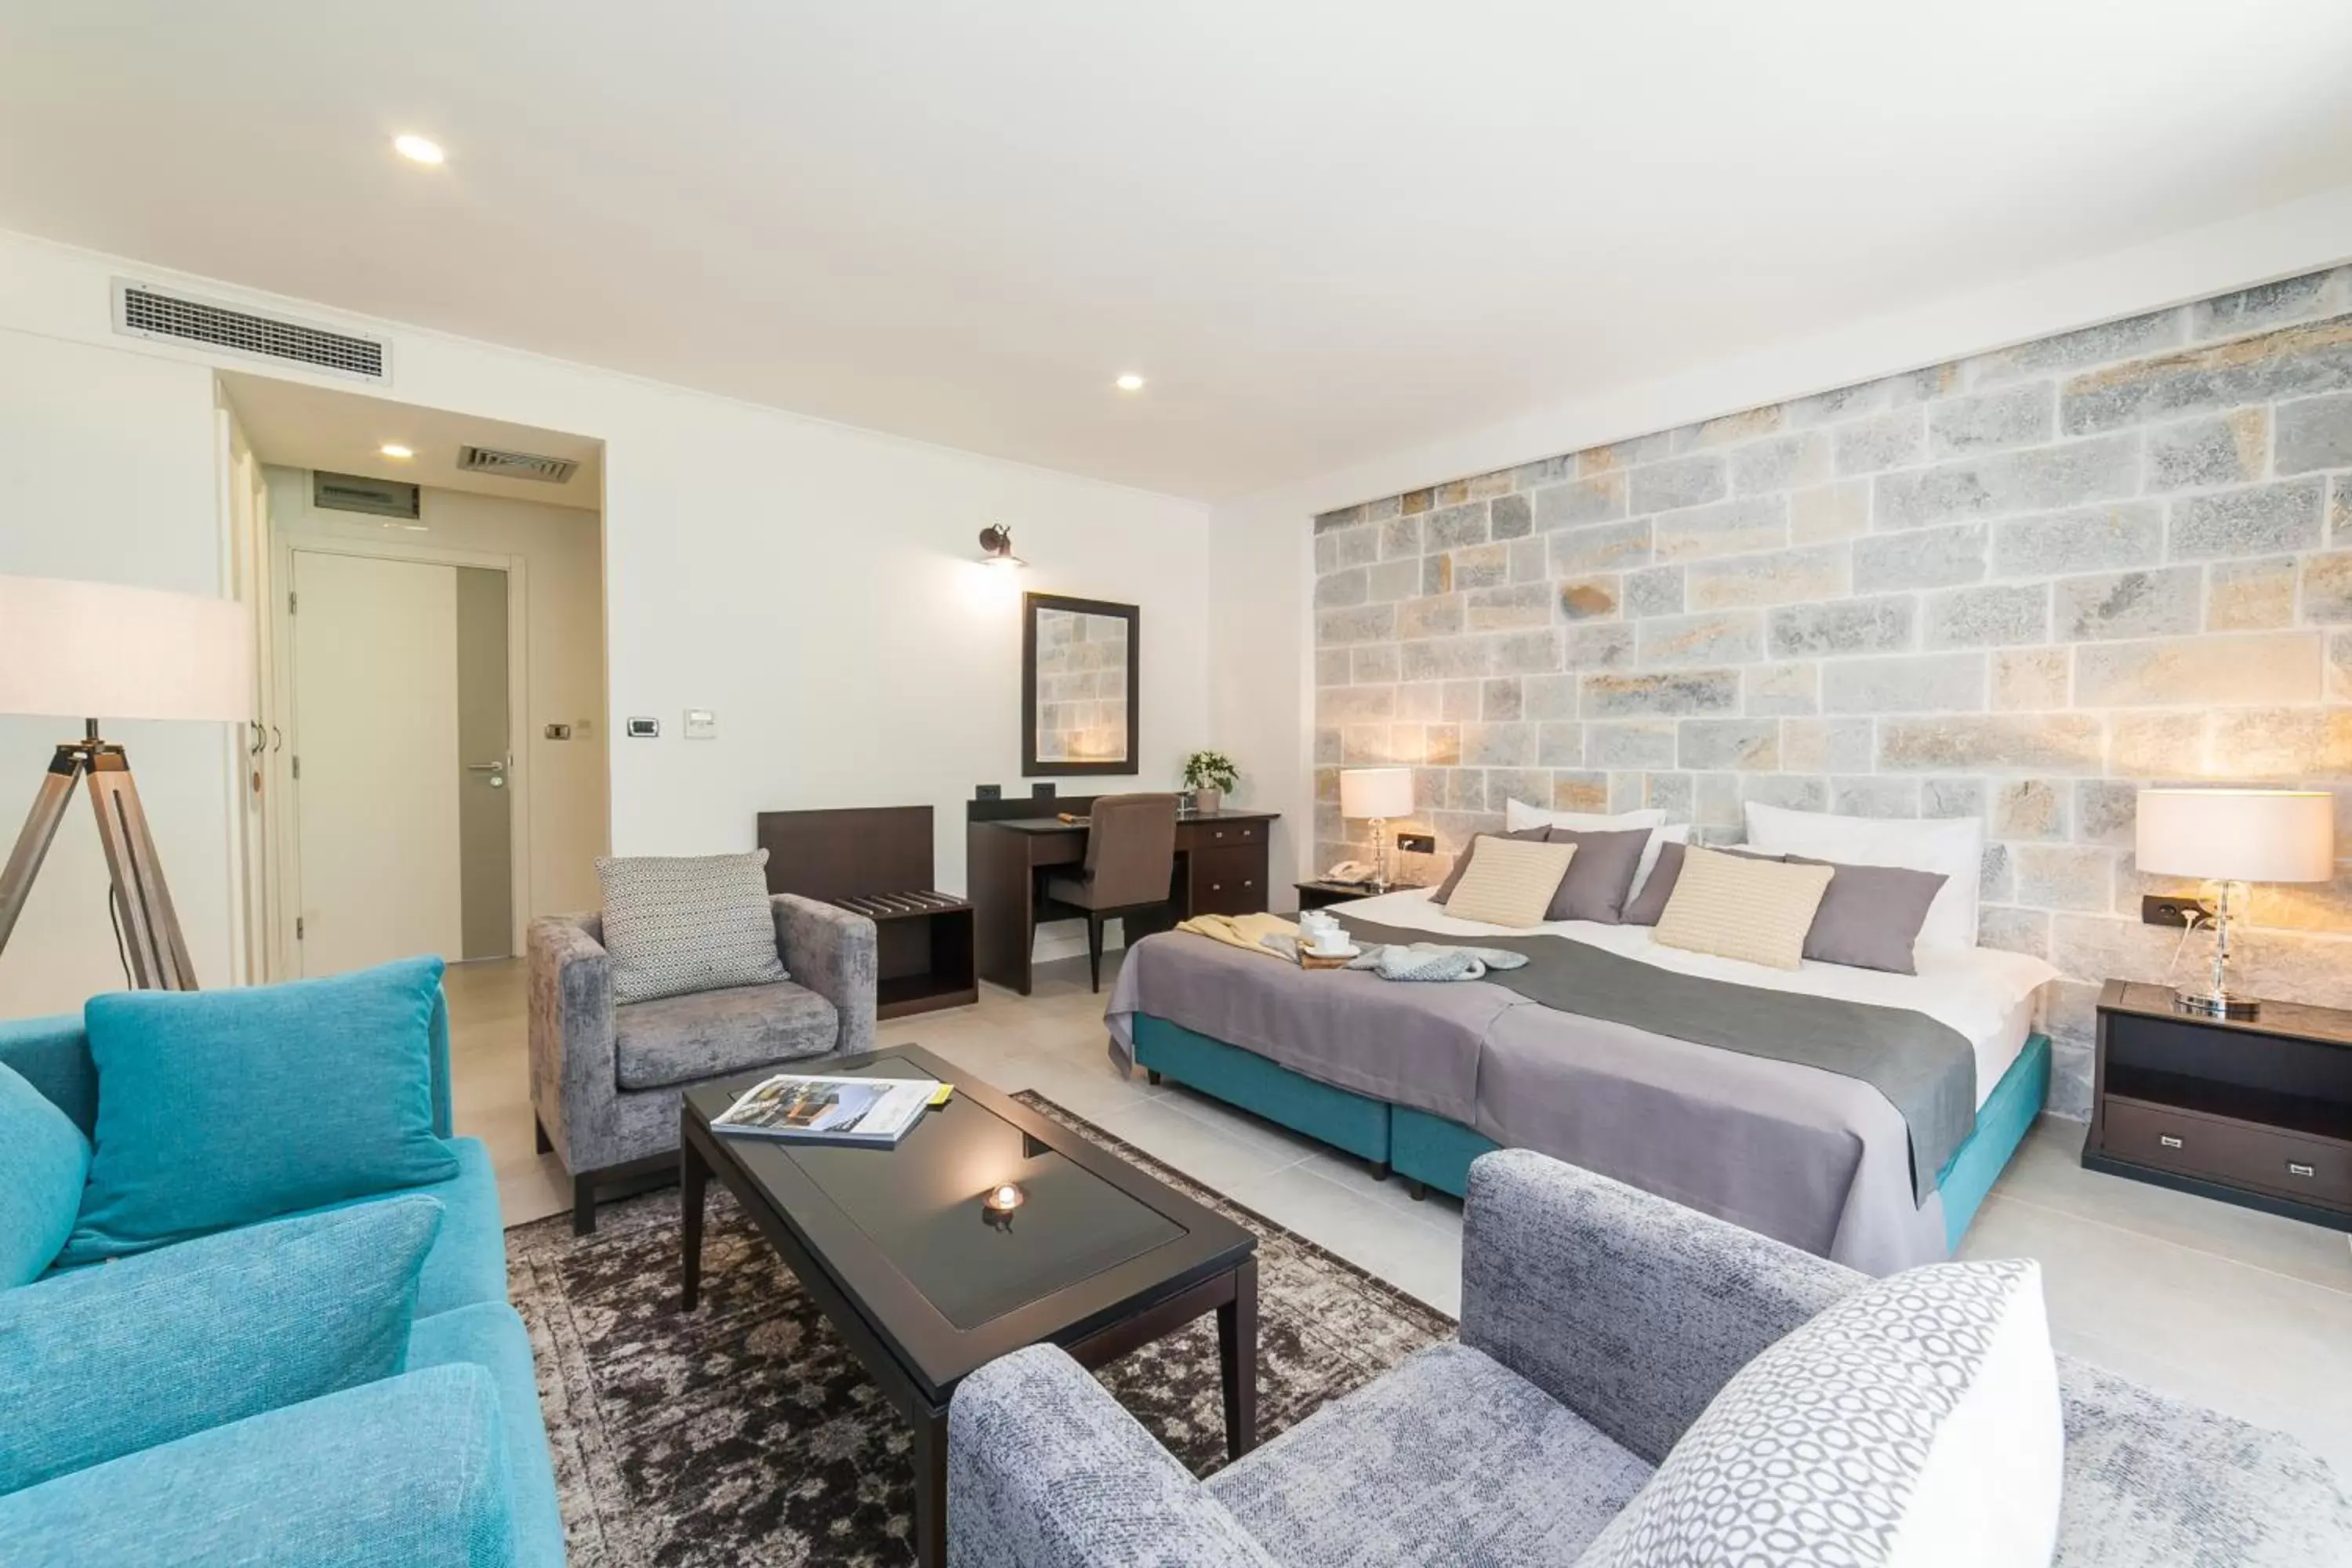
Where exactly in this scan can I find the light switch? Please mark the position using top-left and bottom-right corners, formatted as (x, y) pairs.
(684, 709), (718, 740)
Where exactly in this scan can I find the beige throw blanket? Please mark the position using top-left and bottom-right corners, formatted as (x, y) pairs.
(1172, 912), (1298, 960)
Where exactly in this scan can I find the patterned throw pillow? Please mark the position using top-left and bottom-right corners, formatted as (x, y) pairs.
(597, 851), (787, 1004)
(1442, 836), (1578, 927)
(1651, 845), (1834, 970)
(1578, 1259), (2063, 1568)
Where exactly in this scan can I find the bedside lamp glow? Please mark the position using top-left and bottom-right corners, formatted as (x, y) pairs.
(1338, 767), (1414, 895)
(2135, 789), (2334, 1020)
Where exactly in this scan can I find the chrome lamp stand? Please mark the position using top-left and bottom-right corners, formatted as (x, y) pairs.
(0, 720), (198, 989)
(1368, 816), (1394, 894)
(2175, 882), (2257, 1021)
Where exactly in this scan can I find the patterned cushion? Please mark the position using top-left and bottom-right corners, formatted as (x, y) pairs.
(1579, 1259), (2063, 1568)
(1651, 846), (1833, 969)
(596, 852), (787, 1005)
(1443, 836), (1578, 927)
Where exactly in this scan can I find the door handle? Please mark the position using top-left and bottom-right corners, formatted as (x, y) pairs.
(467, 760), (506, 790)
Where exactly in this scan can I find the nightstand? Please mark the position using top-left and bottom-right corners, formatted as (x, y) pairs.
(2084, 979), (2352, 1232)
(1295, 879), (1421, 911)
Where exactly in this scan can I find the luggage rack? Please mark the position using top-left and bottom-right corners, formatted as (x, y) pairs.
(756, 806), (979, 1020)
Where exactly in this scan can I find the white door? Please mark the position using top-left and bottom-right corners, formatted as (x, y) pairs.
(291, 550), (466, 975)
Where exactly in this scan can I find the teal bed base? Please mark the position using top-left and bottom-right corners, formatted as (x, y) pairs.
(1132, 1014), (2050, 1254)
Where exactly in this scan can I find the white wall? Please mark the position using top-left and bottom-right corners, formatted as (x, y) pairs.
(0, 227), (1214, 1009)
(266, 472), (612, 921)
(1210, 183), (2352, 891)
(0, 331), (236, 1016)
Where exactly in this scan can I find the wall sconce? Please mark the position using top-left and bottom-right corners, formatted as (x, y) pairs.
(978, 525), (1026, 568)
(980, 1181), (1027, 1230)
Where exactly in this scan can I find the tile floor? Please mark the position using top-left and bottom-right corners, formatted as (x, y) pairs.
(448, 950), (2352, 1475)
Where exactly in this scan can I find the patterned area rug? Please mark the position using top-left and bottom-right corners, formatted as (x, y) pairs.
(507, 1092), (1457, 1567)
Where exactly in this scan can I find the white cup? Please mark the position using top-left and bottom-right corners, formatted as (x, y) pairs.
(1309, 925), (1349, 955)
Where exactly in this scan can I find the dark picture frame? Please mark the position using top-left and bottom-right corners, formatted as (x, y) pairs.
(1021, 591), (1140, 776)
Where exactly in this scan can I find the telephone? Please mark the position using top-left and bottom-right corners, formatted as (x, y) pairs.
(1322, 860), (1377, 885)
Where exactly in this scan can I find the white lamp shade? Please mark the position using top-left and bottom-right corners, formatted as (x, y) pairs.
(1339, 766), (1414, 820)
(2135, 789), (2336, 884)
(0, 574), (252, 723)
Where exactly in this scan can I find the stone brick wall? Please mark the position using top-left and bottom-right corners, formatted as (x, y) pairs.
(1031, 604), (1131, 764)
(1310, 266), (2352, 1116)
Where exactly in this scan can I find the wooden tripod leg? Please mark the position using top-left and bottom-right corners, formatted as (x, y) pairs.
(86, 751), (198, 989)
(0, 750), (82, 961)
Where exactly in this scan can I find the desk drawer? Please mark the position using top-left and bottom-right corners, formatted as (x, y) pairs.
(1185, 818), (1265, 850)
(2102, 1098), (2352, 1209)
(1190, 845), (1268, 915)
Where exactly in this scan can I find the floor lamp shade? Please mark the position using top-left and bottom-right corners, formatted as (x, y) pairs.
(0, 574), (251, 722)
(1339, 768), (1414, 822)
(2134, 789), (2334, 884)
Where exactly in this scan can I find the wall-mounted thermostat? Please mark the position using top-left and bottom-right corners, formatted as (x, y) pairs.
(626, 717), (660, 739)
(684, 709), (718, 740)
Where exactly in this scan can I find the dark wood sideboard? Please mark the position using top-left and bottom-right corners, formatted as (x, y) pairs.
(2084, 979), (2352, 1231)
(966, 797), (1279, 995)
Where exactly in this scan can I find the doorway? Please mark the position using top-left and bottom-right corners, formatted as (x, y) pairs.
(289, 547), (518, 974)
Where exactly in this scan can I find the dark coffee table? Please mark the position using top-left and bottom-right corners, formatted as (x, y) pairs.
(679, 1044), (1259, 1567)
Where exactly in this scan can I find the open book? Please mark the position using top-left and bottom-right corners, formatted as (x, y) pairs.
(712, 1073), (939, 1147)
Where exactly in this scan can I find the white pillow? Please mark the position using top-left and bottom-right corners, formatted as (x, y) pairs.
(1503, 800), (1684, 898)
(1744, 801), (1982, 953)
(1577, 1259), (2063, 1568)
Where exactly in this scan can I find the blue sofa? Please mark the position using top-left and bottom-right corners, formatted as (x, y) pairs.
(0, 990), (564, 1567)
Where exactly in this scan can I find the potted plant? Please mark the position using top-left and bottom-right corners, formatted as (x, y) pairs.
(1181, 750), (1239, 815)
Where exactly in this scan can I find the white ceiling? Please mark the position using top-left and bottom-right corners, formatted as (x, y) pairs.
(220, 372), (603, 512)
(4, 2), (2350, 501)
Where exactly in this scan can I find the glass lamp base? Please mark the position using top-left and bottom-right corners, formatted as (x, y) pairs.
(2172, 988), (2259, 1021)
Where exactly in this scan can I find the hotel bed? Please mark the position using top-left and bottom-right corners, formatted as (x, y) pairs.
(1105, 884), (2058, 1276)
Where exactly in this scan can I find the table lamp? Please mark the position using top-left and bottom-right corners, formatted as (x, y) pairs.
(1338, 767), (1414, 893)
(0, 574), (252, 989)
(2135, 788), (2336, 1020)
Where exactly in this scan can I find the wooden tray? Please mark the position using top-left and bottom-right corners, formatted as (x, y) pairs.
(1300, 949), (1358, 971)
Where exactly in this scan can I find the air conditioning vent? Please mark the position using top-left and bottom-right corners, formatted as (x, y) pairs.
(313, 470), (420, 520)
(112, 279), (390, 383)
(456, 445), (579, 484)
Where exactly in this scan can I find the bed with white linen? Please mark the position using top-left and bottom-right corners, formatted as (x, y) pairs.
(1106, 803), (2060, 1275)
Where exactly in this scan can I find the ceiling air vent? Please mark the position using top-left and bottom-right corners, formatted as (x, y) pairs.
(313, 470), (420, 520)
(112, 279), (390, 383)
(457, 445), (579, 484)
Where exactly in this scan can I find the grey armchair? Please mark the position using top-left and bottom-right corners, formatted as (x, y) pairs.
(528, 892), (877, 1232)
(948, 1149), (2350, 1568)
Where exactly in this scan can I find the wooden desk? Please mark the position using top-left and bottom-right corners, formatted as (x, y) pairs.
(967, 800), (1279, 995)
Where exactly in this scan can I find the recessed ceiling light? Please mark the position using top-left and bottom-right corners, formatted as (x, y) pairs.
(393, 134), (445, 165)
(379, 443), (414, 459)
(1114, 374), (1145, 392)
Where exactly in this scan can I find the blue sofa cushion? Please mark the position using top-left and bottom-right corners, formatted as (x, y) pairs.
(0, 1196), (443, 1495)
(0, 1015), (97, 1138)
(409, 1302), (568, 1568)
(0, 1363), (515, 1568)
(285, 1133), (509, 1319)
(61, 956), (460, 1265)
(0, 1063), (88, 1287)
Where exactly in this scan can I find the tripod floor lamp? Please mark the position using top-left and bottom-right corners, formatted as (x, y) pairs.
(0, 575), (252, 990)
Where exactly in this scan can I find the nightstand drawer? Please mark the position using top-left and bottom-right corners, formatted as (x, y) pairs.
(2103, 1098), (2352, 1208)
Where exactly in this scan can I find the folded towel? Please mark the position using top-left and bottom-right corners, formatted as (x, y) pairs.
(1174, 912), (1298, 960)
(1346, 942), (1531, 982)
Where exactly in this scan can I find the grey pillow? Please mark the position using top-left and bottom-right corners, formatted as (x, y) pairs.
(1623, 841), (1784, 926)
(595, 851), (787, 1004)
(1787, 855), (1948, 975)
(1542, 827), (1652, 924)
(1430, 826), (1553, 903)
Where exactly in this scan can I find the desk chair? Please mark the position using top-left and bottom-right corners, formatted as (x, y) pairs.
(1045, 793), (1179, 992)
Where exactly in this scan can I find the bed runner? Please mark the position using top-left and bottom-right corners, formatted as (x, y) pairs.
(1335, 916), (1975, 1205)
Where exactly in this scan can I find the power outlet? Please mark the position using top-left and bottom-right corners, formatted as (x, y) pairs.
(1395, 832), (1437, 855)
(2141, 894), (2216, 929)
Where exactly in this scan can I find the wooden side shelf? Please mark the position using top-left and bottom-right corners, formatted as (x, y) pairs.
(757, 807), (979, 1021)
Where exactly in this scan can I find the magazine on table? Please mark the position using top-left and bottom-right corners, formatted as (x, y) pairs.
(713, 1073), (940, 1147)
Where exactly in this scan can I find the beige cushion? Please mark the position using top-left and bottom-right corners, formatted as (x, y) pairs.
(1652, 845), (1835, 970)
(1443, 836), (1578, 927)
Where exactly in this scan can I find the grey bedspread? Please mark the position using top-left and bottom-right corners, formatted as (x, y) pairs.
(1339, 916), (1974, 1205)
(1105, 930), (1958, 1274)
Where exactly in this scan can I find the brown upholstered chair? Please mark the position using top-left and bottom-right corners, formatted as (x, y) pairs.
(1044, 793), (1180, 992)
